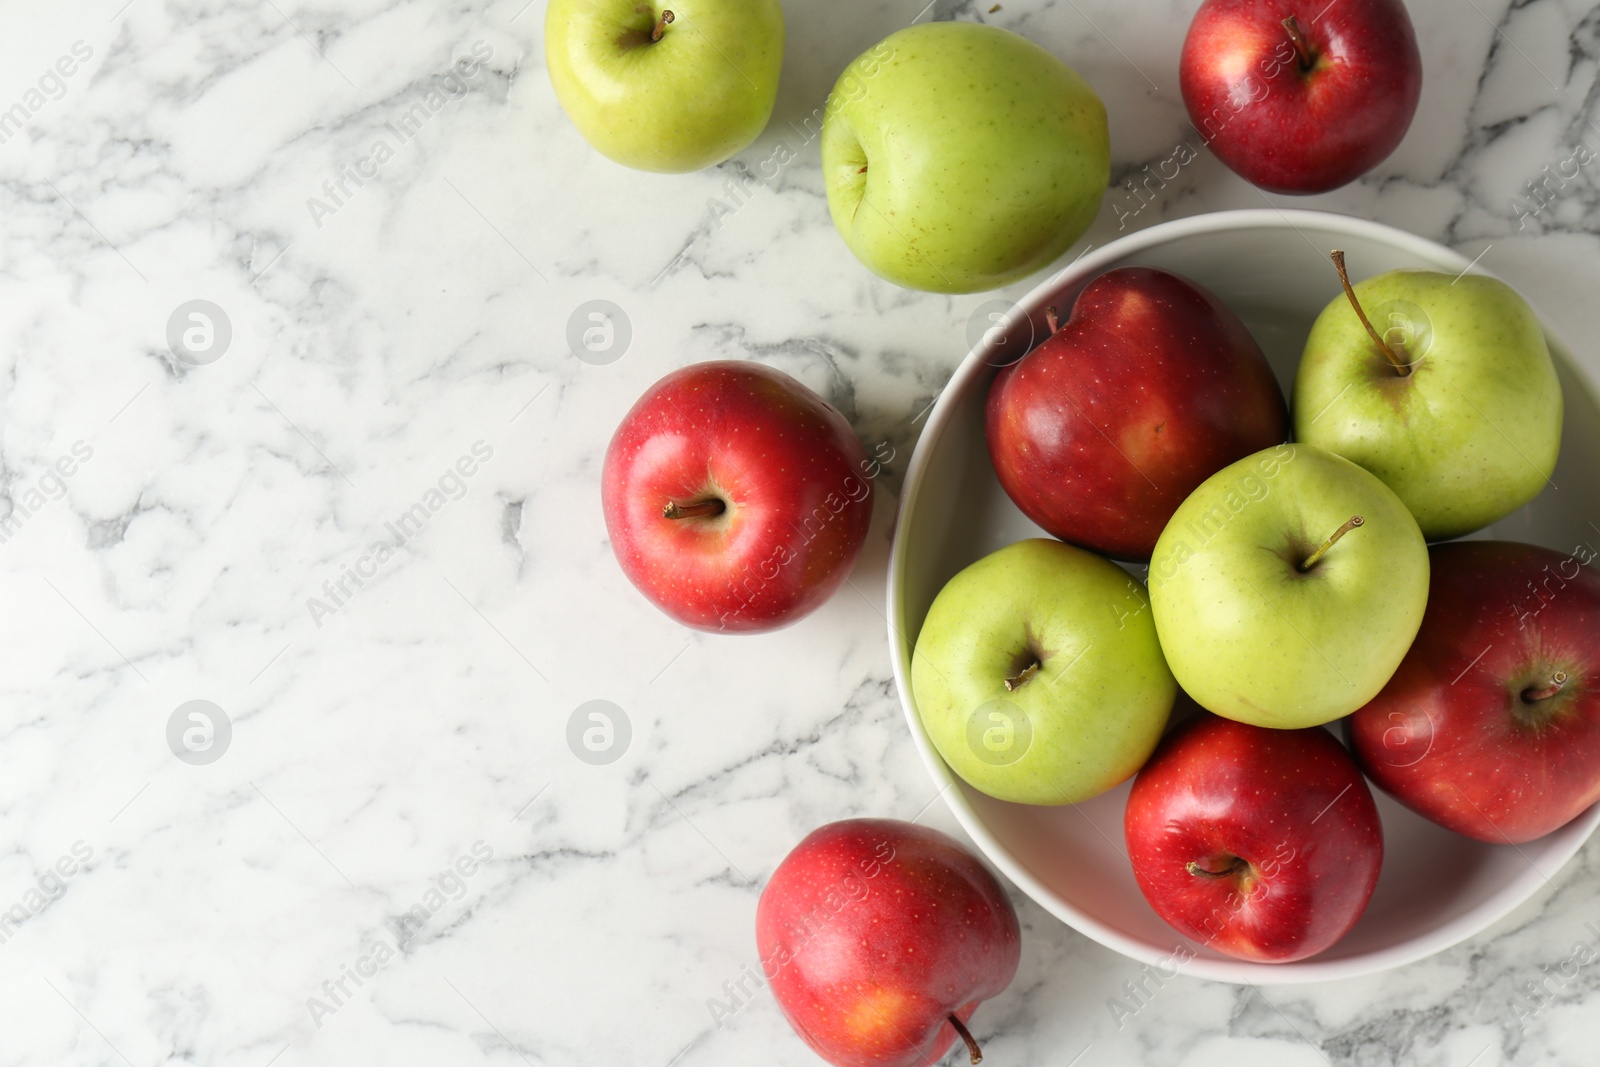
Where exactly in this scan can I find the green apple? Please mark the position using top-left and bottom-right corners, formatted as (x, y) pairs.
(912, 539), (1175, 805)
(1149, 443), (1429, 730)
(545, 0), (783, 173)
(1293, 253), (1562, 540)
(821, 23), (1109, 294)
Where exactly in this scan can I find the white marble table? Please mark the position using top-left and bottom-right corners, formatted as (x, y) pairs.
(2, 0), (1597, 1064)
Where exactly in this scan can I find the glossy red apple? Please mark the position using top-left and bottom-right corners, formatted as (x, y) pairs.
(1179, 0), (1423, 194)
(1347, 541), (1600, 844)
(1125, 714), (1383, 963)
(985, 266), (1287, 561)
(756, 819), (1019, 1067)
(602, 361), (874, 633)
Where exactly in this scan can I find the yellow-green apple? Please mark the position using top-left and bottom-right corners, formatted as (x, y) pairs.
(820, 22), (1109, 293)
(1294, 252), (1562, 540)
(986, 266), (1288, 561)
(1125, 714), (1383, 962)
(1148, 443), (1428, 728)
(912, 539), (1175, 805)
(545, 0), (783, 172)
(1347, 541), (1600, 843)
(1179, 0), (1422, 194)
(756, 819), (1019, 1067)
(602, 361), (871, 633)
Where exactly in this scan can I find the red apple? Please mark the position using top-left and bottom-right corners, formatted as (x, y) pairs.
(756, 819), (1019, 1067)
(602, 361), (874, 633)
(1346, 541), (1600, 844)
(1125, 714), (1383, 963)
(1179, 0), (1423, 195)
(985, 266), (1287, 561)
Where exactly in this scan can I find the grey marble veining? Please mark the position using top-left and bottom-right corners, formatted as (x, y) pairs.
(0, 0), (1598, 1064)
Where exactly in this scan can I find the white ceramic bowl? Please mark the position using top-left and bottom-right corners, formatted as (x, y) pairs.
(887, 209), (1600, 983)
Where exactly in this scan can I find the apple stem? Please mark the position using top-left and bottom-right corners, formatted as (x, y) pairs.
(1004, 661), (1040, 692)
(1282, 16), (1315, 70)
(948, 1016), (983, 1065)
(650, 9), (675, 42)
(1044, 306), (1060, 334)
(1331, 250), (1412, 377)
(662, 498), (725, 520)
(1523, 671), (1570, 702)
(1186, 857), (1249, 879)
(1299, 515), (1364, 572)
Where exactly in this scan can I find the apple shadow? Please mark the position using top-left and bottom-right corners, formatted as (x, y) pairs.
(751, 0), (1195, 170)
(752, 1), (915, 163)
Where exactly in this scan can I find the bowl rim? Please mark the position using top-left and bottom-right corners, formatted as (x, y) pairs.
(885, 207), (1600, 984)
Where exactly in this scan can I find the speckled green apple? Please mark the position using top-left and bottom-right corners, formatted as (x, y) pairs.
(1148, 444), (1429, 729)
(912, 539), (1175, 805)
(821, 22), (1109, 293)
(545, 0), (783, 173)
(1293, 260), (1562, 540)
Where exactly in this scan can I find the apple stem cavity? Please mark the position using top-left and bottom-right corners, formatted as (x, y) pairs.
(650, 9), (675, 42)
(1281, 16), (1316, 71)
(1300, 515), (1364, 572)
(948, 1015), (983, 1065)
(1331, 250), (1412, 376)
(1523, 671), (1570, 702)
(662, 498), (725, 520)
(1044, 306), (1060, 334)
(1004, 661), (1040, 691)
(1186, 856), (1249, 879)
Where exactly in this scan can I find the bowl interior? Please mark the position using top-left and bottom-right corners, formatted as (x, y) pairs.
(888, 210), (1600, 983)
